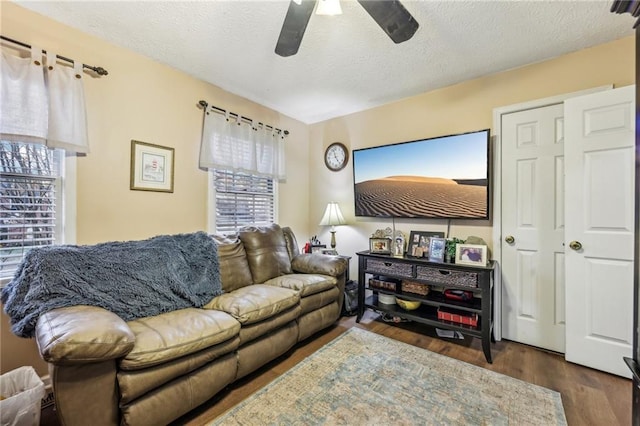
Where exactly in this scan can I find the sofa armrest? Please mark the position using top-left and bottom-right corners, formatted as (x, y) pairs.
(291, 253), (347, 277)
(36, 305), (135, 365)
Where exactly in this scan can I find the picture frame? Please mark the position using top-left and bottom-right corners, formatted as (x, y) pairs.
(428, 237), (447, 263)
(311, 245), (327, 253)
(393, 232), (405, 257)
(130, 140), (175, 193)
(455, 243), (488, 267)
(322, 249), (338, 255)
(407, 231), (445, 258)
(370, 237), (392, 254)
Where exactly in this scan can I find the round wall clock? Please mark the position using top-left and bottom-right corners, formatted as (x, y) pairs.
(324, 142), (349, 172)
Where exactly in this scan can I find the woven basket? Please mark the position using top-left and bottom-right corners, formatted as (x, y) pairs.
(415, 267), (478, 288)
(401, 280), (429, 296)
(369, 278), (397, 291)
(365, 259), (413, 278)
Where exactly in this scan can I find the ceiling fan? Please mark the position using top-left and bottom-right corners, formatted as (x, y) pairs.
(275, 0), (419, 57)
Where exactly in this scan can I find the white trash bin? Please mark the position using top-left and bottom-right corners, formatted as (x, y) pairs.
(0, 366), (45, 426)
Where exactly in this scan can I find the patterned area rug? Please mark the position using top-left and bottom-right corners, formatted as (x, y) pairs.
(210, 328), (567, 425)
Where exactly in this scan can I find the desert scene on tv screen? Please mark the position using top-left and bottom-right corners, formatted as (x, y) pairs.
(353, 132), (489, 219)
(355, 176), (487, 218)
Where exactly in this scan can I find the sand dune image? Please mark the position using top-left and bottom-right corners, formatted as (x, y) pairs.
(380, 176), (459, 184)
(355, 176), (487, 218)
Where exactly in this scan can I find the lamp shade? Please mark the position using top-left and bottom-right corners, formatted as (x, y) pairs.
(319, 202), (346, 226)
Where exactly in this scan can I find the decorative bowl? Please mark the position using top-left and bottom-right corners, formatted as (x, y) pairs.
(395, 297), (421, 311)
(378, 293), (397, 305)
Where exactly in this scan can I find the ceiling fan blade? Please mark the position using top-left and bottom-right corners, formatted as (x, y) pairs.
(275, 0), (317, 57)
(357, 0), (419, 44)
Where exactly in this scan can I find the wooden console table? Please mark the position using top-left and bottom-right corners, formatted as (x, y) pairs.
(356, 250), (495, 363)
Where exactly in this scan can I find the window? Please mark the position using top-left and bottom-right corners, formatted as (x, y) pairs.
(0, 141), (71, 281)
(210, 169), (276, 235)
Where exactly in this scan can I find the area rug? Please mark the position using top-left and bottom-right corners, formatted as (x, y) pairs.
(210, 328), (567, 425)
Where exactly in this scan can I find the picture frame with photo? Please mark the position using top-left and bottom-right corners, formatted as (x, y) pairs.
(393, 232), (405, 257)
(407, 231), (445, 258)
(370, 237), (392, 254)
(428, 237), (447, 263)
(455, 243), (488, 266)
(130, 140), (175, 193)
(322, 249), (338, 255)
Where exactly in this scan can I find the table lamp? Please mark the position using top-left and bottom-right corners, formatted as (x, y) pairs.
(319, 202), (346, 249)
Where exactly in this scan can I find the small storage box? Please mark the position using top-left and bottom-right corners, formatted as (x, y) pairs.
(401, 280), (429, 296)
(369, 278), (397, 291)
(416, 267), (478, 288)
(437, 307), (478, 327)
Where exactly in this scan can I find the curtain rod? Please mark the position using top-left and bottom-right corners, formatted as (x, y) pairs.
(198, 100), (289, 136)
(1, 35), (108, 76)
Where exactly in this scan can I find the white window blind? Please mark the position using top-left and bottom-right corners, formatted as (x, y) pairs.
(213, 169), (274, 235)
(0, 141), (61, 280)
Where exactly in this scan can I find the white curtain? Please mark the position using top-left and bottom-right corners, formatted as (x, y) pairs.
(0, 47), (89, 153)
(200, 110), (286, 180)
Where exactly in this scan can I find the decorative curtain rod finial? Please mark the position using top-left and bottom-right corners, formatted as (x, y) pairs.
(0, 35), (108, 77)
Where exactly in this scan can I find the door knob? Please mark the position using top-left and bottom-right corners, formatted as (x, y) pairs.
(569, 240), (583, 251)
(505, 235), (515, 244)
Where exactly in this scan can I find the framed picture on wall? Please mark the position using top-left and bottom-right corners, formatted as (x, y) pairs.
(130, 140), (175, 193)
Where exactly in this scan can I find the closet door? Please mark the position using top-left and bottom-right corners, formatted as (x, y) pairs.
(564, 85), (635, 378)
(501, 103), (566, 352)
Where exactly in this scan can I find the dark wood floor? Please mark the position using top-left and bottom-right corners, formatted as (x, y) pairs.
(43, 312), (632, 425)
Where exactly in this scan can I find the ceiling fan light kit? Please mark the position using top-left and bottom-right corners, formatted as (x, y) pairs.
(275, 0), (419, 57)
(316, 0), (343, 16)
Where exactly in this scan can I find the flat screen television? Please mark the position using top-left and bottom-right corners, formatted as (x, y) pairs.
(352, 129), (491, 220)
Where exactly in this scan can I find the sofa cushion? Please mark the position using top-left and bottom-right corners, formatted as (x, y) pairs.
(264, 273), (337, 297)
(299, 287), (341, 315)
(238, 305), (301, 344)
(118, 336), (240, 404)
(282, 226), (300, 258)
(239, 224), (292, 283)
(210, 234), (253, 292)
(204, 284), (300, 325)
(120, 308), (240, 370)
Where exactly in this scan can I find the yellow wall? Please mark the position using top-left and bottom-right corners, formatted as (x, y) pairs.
(309, 36), (635, 270)
(0, 1), (634, 377)
(0, 2), (310, 376)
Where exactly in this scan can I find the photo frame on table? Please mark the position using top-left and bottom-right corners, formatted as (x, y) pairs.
(370, 238), (392, 254)
(130, 140), (175, 193)
(455, 243), (488, 266)
(393, 232), (405, 257)
(407, 231), (445, 258)
(311, 245), (327, 253)
(322, 249), (338, 255)
(428, 237), (447, 263)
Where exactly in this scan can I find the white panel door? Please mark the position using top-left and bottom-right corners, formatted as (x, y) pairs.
(501, 104), (566, 352)
(564, 85), (635, 378)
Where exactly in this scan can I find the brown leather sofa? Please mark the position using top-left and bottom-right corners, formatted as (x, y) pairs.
(34, 224), (347, 426)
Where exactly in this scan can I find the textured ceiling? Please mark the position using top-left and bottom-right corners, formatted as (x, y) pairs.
(13, 1), (636, 124)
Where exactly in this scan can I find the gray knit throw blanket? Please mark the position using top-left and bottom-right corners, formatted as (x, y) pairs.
(1, 232), (222, 338)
